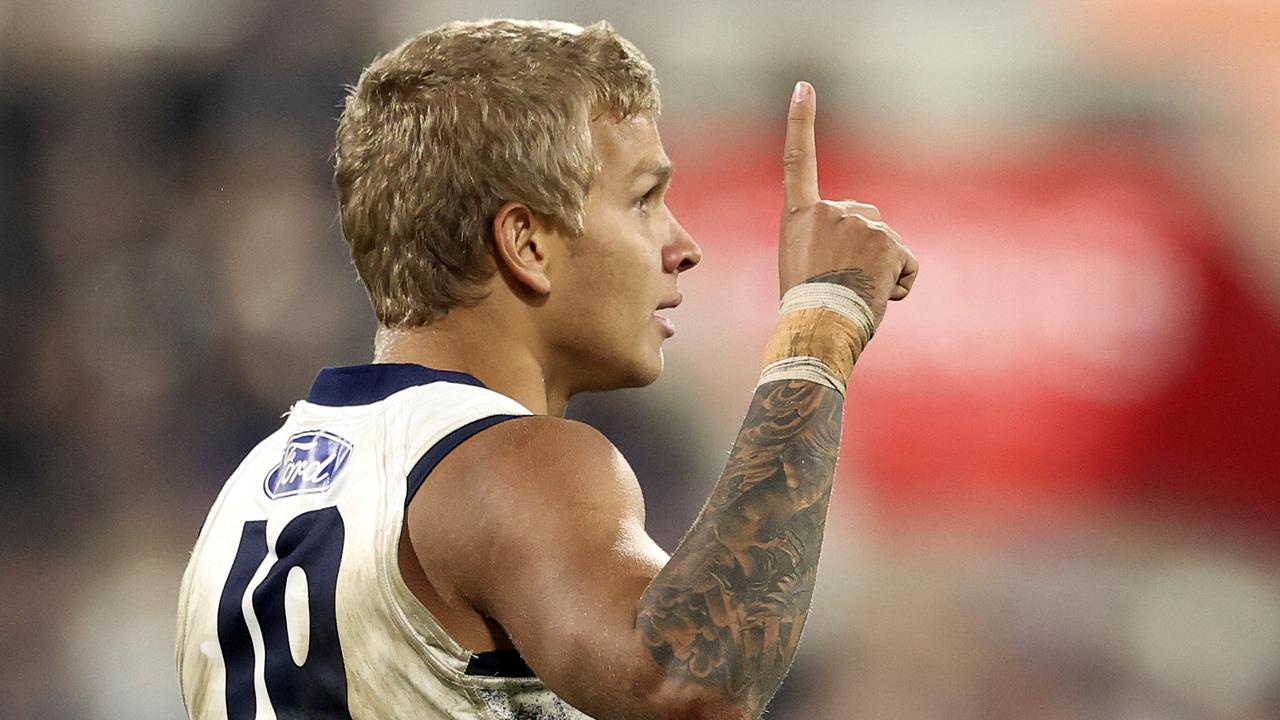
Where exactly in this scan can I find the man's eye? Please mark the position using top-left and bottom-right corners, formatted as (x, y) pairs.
(636, 187), (659, 209)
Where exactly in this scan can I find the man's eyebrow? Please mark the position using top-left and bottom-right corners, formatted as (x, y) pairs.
(631, 161), (673, 184)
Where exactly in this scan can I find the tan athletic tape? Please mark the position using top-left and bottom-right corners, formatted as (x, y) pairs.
(761, 307), (864, 385)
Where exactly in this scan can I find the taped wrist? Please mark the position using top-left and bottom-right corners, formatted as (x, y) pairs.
(757, 282), (875, 396)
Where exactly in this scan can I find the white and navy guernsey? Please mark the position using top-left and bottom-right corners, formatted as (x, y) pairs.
(176, 364), (593, 719)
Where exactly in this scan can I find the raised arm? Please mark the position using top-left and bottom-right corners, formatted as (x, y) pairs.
(407, 82), (917, 720)
(636, 80), (916, 718)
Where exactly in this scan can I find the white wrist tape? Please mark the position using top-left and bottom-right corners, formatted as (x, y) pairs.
(758, 356), (847, 394)
(777, 282), (876, 342)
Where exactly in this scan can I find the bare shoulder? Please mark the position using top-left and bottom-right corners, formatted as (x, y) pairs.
(446, 414), (644, 514)
(407, 414), (654, 608)
(473, 415), (632, 475)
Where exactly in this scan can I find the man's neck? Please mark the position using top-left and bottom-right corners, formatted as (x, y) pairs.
(371, 310), (570, 417)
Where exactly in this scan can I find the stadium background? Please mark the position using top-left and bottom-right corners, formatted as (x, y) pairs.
(2, 0), (1278, 717)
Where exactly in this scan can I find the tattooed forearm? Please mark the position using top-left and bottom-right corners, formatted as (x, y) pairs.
(636, 379), (844, 718)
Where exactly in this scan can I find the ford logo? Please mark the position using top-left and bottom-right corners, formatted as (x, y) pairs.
(264, 430), (353, 499)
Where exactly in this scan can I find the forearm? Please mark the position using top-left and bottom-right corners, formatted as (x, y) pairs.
(631, 78), (916, 716)
(636, 377), (844, 718)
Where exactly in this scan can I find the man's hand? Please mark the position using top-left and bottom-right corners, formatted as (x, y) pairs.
(778, 81), (918, 330)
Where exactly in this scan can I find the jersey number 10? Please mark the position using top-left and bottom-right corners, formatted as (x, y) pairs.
(216, 506), (353, 719)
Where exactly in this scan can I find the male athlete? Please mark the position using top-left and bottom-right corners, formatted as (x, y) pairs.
(177, 19), (917, 720)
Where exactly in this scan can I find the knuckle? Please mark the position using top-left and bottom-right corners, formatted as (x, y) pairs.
(850, 201), (881, 220)
(872, 220), (902, 244)
(865, 225), (895, 249)
(850, 215), (885, 236)
(788, 109), (814, 126)
(842, 210), (875, 227)
(831, 199), (880, 218)
(781, 148), (808, 169)
(816, 200), (844, 218)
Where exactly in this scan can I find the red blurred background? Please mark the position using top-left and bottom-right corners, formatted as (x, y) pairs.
(1, 1), (1276, 718)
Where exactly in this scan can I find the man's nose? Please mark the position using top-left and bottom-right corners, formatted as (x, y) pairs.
(663, 216), (702, 274)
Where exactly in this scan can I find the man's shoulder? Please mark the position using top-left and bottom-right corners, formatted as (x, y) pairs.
(412, 413), (644, 546)
(467, 415), (616, 465)
(441, 414), (638, 504)
(406, 413), (648, 610)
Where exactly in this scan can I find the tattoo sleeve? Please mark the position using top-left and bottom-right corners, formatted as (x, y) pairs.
(635, 272), (864, 717)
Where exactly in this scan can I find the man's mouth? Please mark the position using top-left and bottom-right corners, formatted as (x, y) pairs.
(653, 293), (682, 337)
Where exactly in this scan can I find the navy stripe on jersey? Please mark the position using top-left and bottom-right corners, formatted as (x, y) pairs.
(464, 649), (537, 678)
(307, 363), (486, 406)
(405, 415), (523, 506)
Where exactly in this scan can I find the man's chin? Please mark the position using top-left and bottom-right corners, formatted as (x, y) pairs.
(627, 347), (665, 387)
(582, 350), (664, 392)
(621, 364), (662, 389)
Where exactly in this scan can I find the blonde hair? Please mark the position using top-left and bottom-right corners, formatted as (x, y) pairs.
(334, 19), (661, 327)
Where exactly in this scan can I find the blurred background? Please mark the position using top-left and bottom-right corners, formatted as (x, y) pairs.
(2, 0), (1278, 717)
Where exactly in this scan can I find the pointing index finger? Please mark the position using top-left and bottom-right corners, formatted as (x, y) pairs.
(783, 81), (820, 209)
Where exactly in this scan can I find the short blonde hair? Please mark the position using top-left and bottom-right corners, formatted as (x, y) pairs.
(334, 19), (661, 327)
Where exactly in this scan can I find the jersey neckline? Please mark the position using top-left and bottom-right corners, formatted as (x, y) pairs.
(306, 363), (487, 406)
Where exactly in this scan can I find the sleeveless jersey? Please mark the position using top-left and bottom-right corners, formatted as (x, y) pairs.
(176, 363), (594, 719)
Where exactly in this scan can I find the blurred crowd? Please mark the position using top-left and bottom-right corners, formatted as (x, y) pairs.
(1, 1), (1277, 718)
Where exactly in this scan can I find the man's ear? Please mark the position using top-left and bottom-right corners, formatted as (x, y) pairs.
(492, 201), (553, 296)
